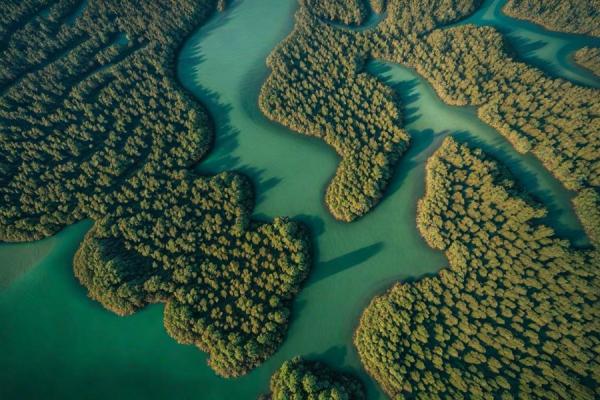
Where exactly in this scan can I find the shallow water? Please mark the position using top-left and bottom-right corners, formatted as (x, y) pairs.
(0, 237), (54, 289)
(0, 0), (595, 399)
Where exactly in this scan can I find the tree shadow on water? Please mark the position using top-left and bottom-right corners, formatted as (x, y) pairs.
(308, 242), (384, 287)
(367, 61), (422, 125)
(503, 33), (563, 79)
(308, 345), (381, 399)
(385, 128), (447, 198)
(294, 214), (325, 237)
(235, 164), (282, 206)
(309, 345), (347, 366)
(177, 5), (244, 175)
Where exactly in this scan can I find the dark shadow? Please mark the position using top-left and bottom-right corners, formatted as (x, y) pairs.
(176, 3), (244, 175)
(294, 214), (325, 237)
(309, 345), (382, 400)
(289, 298), (308, 327)
(308, 242), (384, 286)
(63, 0), (88, 25)
(309, 345), (347, 367)
(367, 60), (422, 125)
(234, 164), (282, 206)
(502, 33), (562, 78)
(386, 128), (441, 196)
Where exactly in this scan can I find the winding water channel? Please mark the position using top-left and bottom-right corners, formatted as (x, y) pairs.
(0, 0), (596, 399)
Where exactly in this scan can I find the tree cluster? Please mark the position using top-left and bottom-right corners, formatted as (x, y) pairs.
(355, 138), (599, 399)
(373, 0), (481, 37)
(573, 46), (600, 77)
(503, 0), (600, 37)
(300, 0), (368, 25)
(0, 0), (312, 377)
(260, 357), (366, 400)
(369, 0), (387, 15)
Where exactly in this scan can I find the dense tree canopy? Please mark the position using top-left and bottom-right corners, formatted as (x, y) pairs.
(260, 357), (366, 400)
(300, 0), (368, 25)
(503, 0), (600, 37)
(574, 46), (600, 77)
(260, 9), (409, 222)
(0, 0), (311, 377)
(355, 138), (600, 398)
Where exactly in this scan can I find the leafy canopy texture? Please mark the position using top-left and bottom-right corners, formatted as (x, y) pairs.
(261, 0), (600, 237)
(0, 0), (310, 377)
(503, 0), (600, 37)
(355, 138), (600, 399)
(260, 357), (366, 400)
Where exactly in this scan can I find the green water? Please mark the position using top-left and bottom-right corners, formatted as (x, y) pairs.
(0, 237), (54, 289)
(0, 0), (595, 399)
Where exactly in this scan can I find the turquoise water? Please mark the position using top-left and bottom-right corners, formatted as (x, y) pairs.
(0, 0), (594, 399)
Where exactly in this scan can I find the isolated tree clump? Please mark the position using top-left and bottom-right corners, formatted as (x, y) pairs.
(260, 357), (366, 400)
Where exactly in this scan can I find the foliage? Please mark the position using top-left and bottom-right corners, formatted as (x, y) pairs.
(369, 0), (386, 15)
(573, 46), (600, 77)
(369, 1), (600, 251)
(263, 0), (599, 227)
(503, 0), (600, 37)
(0, 0), (311, 377)
(573, 188), (600, 246)
(260, 357), (366, 400)
(370, 10), (600, 195)
(355, 138), (600, 399)
(260, 0), (483, 222)
(300, 0), (368, 25)
(260, 9), (409, 222)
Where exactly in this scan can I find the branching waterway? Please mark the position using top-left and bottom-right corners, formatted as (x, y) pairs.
(0, 0), (595, 399)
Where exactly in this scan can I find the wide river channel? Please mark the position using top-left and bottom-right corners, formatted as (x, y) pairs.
(0, 0), (597, 398)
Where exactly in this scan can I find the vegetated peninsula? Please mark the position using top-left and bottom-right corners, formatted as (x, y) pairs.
(355, 138), (600, 398)
(0, 0), (310, 377)
(503, 0), (600, 37)
(573, 46), (600, 77)
(259, 357), (366, 400)
(260, 6), (410, 222)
